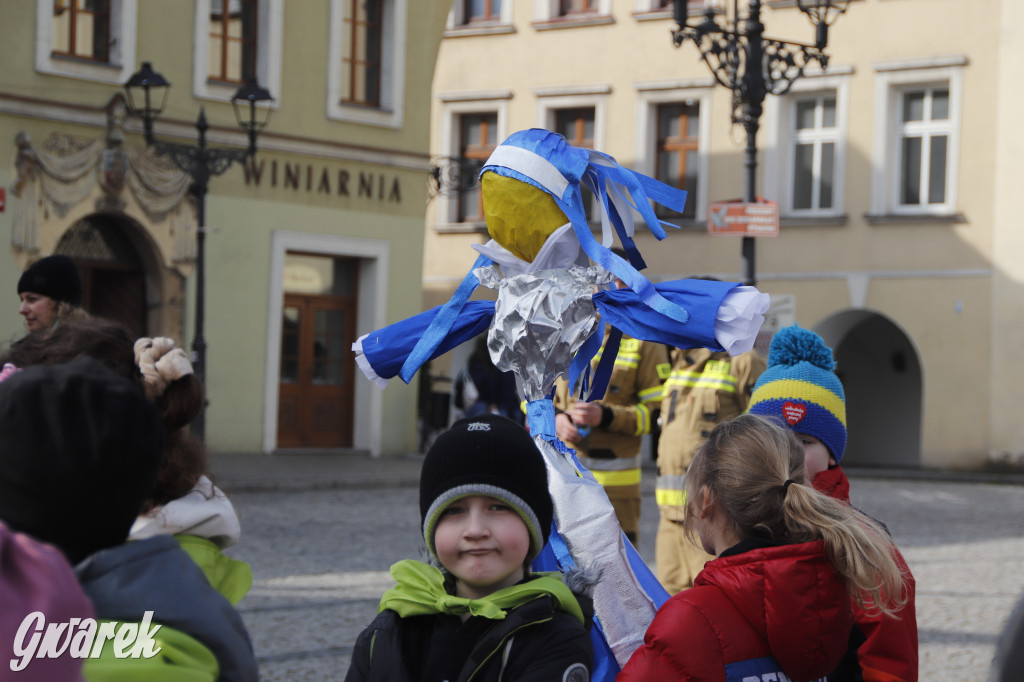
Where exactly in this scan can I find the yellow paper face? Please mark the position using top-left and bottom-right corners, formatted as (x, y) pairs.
(481, 172), (568, 263)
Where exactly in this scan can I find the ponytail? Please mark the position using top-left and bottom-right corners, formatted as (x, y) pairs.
(684, 414), (908, 617)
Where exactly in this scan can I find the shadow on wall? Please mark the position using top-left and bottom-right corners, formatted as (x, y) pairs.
(816, 310), (922, 469)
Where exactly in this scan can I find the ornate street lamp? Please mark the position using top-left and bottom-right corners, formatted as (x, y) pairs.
(672, 0), (848, 285)
(427, 156), (485, 201)
(124, 62), (274, 440)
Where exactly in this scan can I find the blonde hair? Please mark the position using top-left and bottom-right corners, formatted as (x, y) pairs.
(54, 301), (89, 327)
(684, 413), (908, 617)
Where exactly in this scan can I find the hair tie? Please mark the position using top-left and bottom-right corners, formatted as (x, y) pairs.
(134, 337), (194, 400)
(783, 479), (796, 496)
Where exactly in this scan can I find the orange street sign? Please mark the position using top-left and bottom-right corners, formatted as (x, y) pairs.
(708, 200), (779, 237)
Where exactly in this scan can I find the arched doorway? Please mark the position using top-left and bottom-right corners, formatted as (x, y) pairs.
(55, 214), (152, 337)
(815, 311), (922, 468)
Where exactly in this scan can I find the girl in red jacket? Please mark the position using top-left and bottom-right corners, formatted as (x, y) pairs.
(618, 414), (908, 682)
(748, 324), (918, 682)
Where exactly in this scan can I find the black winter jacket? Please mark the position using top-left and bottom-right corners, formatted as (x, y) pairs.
(344, 591), (593, 682)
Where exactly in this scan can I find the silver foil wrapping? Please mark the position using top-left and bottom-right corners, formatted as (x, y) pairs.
(476, 264), (612, 401)
(477, 263), (657, 667)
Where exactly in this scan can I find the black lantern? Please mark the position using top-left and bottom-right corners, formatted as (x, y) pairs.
(231, 78), (274, 153)
(671, 0), (848, 286)
(122, 62), (274, 440)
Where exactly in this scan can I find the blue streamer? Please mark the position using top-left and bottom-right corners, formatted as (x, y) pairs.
(399, 253), (492, 383)
(587, 327), (622, 403)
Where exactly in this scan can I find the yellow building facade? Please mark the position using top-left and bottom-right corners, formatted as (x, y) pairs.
(2, 1), (451, 455)
(426, 0), (1024, 470)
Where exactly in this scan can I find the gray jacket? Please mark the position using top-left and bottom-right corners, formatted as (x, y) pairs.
(76, 535), (258, 682)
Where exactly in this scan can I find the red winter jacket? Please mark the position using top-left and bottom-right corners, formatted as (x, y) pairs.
(814, 466), (919, 682)
(618, 540), (851, 682)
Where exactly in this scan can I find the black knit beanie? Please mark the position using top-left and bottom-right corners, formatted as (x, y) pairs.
(420, 414), (552, 562)
(0, 357), (164, 565)
(17, 255), (83, 306)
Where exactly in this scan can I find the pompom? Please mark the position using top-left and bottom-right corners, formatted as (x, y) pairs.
(767, 325), (836, 371)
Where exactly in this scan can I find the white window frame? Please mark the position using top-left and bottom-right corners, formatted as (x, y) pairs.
(871, 58), (965, 217)
(634, 83), (713, 223)
(536, 91), (608, 149)
(327, 0), (406, 128)
(448, 0), (514, 27)
(633, 0), (673, 13)
(534, 0), (611, 21)
(192, 0), (283, 106)
(535, 91), (606, 223)
(35, 0), (138, 84)
(764, 70), (850, 219)
(436, 95), (510, 226)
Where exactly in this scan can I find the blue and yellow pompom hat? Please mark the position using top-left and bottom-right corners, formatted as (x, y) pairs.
(747, 324), (848, 461)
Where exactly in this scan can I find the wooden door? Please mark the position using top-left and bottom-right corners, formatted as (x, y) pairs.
(277, 294), (357, 448)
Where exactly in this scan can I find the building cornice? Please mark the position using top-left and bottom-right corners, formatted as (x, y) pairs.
(0, 91), (431, 171)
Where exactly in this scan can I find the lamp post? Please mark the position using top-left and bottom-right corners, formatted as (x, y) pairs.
(671, 0), (848, 286)
(124, 61), (273, 440)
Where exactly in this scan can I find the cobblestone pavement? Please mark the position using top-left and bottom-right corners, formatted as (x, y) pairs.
(223, 473), (1024, 681)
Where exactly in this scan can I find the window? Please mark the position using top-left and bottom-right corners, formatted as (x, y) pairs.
(52, 0), (110, 62)
(561, 0), (597, 15)
(193, 0), (282, 106)
(208, 0), (258, 84)
(534, 0), (611, 23)
(635, 83), (711, 223)
(341, 0), (383, 107)
(897, 86), (950, 208)
(36, 0), (136, 84)
(790, 94), (837, 212)
(328, 0), (406, 127)
(465, 0), (502, 22)
(458, 113), (498, 223)
(763, 71), (849, 219)
(870, 58), (964, 217)
(554, 107), (597, 221)
(655, 102), (700, 220)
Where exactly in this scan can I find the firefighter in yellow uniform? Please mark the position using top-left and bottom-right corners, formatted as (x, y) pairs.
(554, 332), (670, 545)
(655, 347), (766, 593)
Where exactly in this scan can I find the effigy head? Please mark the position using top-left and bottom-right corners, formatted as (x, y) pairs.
(480, 129), (591, 264)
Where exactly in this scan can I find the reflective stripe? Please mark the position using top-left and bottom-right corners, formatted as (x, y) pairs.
(591, 468), (641, 486)
(665, 372), (737, 393)
(638, 385), (664, 404)
(655, 488), (687, 508)
(633, 403), (651, 436)
(655, 474), (687, 508)
(578, 455), (642, 471)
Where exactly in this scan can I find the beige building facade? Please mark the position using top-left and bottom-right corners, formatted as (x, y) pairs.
(426, 0), (1024, 470)
(2, 1), (451, 456)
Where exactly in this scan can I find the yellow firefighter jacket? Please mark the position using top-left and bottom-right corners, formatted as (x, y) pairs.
(655, 348), (766, 521)
(554, 333), (670, 488)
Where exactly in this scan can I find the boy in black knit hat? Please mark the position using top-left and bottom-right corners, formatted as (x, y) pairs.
(346, 414), (593, 682)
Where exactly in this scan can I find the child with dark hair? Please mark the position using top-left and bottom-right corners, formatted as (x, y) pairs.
(0, 319), (252, 604)
(747, 325), (919, 682)
(129, 337), (252, 605)
(0, 357), (258, 680)
(619, 414), (909, 682)
(346, 413), (593, 681)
